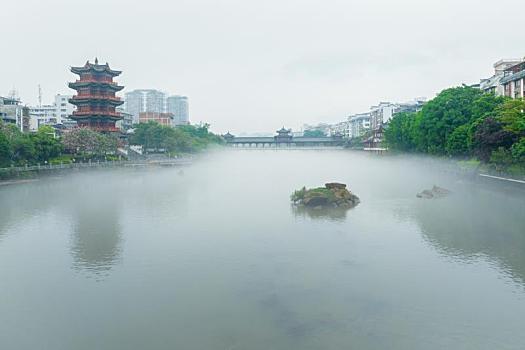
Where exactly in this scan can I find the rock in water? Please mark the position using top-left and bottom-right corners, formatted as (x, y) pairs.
(291, 183), (360, 209)
(325, 183), (347, 190)
(417, 185), (451, 199)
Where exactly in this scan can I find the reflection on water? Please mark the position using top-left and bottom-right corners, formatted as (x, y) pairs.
(291, 204), (352, 221)
(70, 201), (122, 274)
(410, 186), (525, 284)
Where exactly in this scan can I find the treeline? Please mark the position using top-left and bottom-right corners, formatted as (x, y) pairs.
(129, 122), (223, 153)
(385, 87), (525, 174)
(0, 121), (223, 168)
(0, 124), (120, 167)
(0, 124), (64, 167)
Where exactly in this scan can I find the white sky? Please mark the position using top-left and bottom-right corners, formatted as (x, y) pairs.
(1, 0), (523, 134)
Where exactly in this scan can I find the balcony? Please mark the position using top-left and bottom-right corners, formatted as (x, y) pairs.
(73, 111), (121, 117)
(73, 79), (118, 85)
(72, 95), (121, 102)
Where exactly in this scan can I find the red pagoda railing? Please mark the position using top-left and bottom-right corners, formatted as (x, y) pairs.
(71, 95), (121, 101)
(73, 79), (118, 85)
(73, 111), (122, 117)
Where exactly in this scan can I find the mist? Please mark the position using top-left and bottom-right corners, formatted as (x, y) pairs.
(1, 149), (524, 349)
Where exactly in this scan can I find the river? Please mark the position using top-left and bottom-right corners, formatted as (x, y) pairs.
(1, 149), (524, 349)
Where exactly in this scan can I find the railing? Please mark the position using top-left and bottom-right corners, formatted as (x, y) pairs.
(72, 95), (121, 101)
(0, 158), (192, 175)
(73, 111), (121, 117)
(73, 79), (119, 85)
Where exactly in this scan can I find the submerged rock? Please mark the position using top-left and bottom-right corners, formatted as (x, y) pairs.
(417, 185), (451, 199)
(291, 183), (360, 209)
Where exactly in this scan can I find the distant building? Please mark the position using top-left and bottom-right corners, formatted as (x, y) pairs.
(370, 102), (396, 131)
(116, 107), (134, 131)
(124, 90), (145, 124)
(395, 98), (426, 114)
(501, 60), (525, 99)
(139, 112), (174, 126)
(166, 95), (189, 125)
(480, 59), (523, 96)
(329, 121), (350, 138)
(349, 113), (371, 138)
(144, 90), (166, 113)
(29, 94), (76, 131)
(274, 127), (293, 143)
(0, 96), (30, 132)
(125, 89), (166, 123)
(125, 89), (189, 125)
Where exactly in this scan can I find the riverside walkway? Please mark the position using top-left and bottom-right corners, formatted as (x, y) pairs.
(0, 158), (191, 177)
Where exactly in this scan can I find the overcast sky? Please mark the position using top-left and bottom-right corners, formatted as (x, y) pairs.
(1, 0), (523, 134)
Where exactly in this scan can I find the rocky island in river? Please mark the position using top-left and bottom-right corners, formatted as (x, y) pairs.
(291, 183), (360, 209)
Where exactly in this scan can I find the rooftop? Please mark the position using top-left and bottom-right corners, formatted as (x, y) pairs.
(71, 58), (122, 76)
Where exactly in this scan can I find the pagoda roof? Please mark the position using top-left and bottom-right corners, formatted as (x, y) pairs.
(71, 59), (122, 76)
(223, 132), (235, 138)
(276, 127), (291, 133)
(68, 81), (124, 91)
(70, 113), (123, 121)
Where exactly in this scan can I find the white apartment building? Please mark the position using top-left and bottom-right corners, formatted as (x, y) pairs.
(125, 90), (190, 126)
(480, 59), (523, 96)
(166, 95), (189, 125)
(370, 102), (396, 131)
(350, 113), (371, 138)
(29, 94), (75, 131)
(0, 96), (30, 132)
(501, 60), (525, 99)
(124, 89), (167, 124)
(329, 121), (350, 138)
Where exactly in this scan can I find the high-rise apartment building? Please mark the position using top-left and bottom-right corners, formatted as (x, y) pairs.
(124, 90), (145, 124)
(166, 95), (189, 125)
(125, 89), (189, 126)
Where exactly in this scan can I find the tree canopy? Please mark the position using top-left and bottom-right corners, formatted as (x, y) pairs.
(129, 122), (223, 153)
(384, 86), (524, 174)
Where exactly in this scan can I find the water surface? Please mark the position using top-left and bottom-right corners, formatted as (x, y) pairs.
(1, 150), (524, 349)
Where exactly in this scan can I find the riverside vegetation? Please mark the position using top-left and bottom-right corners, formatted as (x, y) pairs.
(384, 87), (525, 177)
(0, 121), (223, 170)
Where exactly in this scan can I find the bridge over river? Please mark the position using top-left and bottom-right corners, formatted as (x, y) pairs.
(223, 127), (345, 148)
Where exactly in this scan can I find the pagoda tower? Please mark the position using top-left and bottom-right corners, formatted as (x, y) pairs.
(68, 58), (124, 132)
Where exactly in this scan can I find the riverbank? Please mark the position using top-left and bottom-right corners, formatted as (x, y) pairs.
(0, 156), (192, 183)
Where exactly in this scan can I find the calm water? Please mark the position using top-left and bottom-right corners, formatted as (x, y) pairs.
(1, 150), (525, 349)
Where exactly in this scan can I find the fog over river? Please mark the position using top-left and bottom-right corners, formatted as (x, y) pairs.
(1, 150), (524, 350)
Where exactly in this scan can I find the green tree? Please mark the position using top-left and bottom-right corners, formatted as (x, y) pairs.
(31, 126), (63, 162)
(472, 117), (514, 162)
(384, 112), (416, 151)
(445, 124), (471, 156)
(497, 99), (525, 136)
(415, 87), (484, 154)
(130, 121), (222, 153)
(304, 129), (326, 137)
(0, 127), (12, 167)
